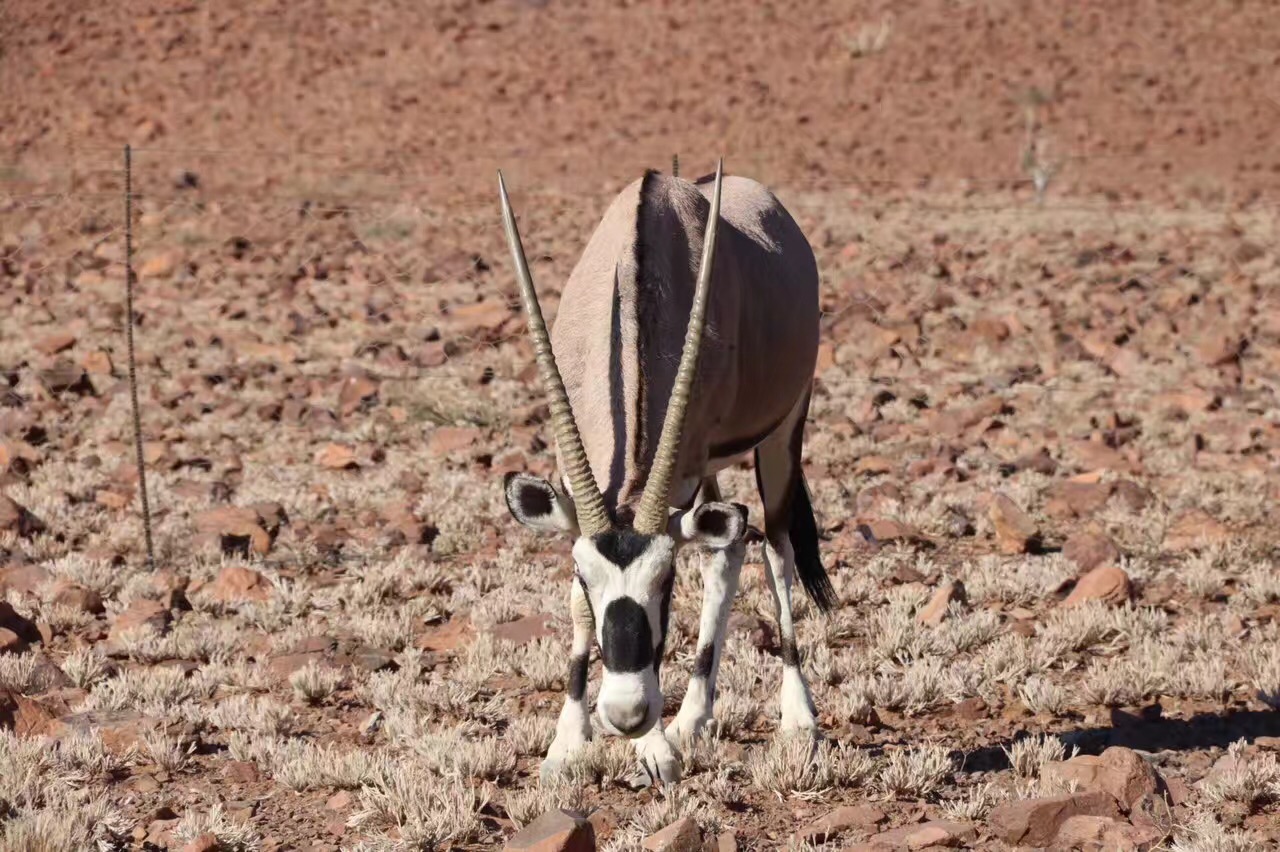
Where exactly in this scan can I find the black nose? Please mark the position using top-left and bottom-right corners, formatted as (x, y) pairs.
(605, 703), (649, 736)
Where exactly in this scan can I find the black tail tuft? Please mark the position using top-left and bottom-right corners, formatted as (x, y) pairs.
(789, 477), (836, 612)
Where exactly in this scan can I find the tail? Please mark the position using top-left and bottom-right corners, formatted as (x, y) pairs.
(789, 475), (836, 612)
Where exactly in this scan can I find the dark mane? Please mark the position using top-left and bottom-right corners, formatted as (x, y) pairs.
(633, 169), (661, 486)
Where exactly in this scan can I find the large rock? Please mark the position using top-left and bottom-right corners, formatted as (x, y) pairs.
(0, 689), (58, 736)
(641, 816), (702, 852)
(109, 598), (171, 640)
(988, 791), (1122, 847)
(504, 808), (596, 852)
(1044, 481), (1113, 519)
(1163, 510), (1230, 551)
(1056, 815), (1161, 851)
(1042, 747), (1161, 812)
(0, 601), (41, 648)
(796, 804), (887, 844)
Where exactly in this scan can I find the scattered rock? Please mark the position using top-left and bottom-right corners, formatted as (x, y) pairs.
(1110, 480), (1153, 512)
(917, 579), (966, 626)
(860, 820), (978, 850)
(315, 443), (359, 470)
(207, 565), (272, 603)
(0, 602), (40, 647)
(1042, 747), (1162, 811)
(51, 581), (105, 615)
(1063, 530), (1121, 573)
(0, 689), (58, 736)
(428, 426), (482, 457)
(34, 331), (77, 355)
(194, 506), (276, 557)
(338, 373), (380, 416)
(641, 816), (702, 852)
(490, 613), (556, 646)
(0, 495), (45, 538)
(796, 804), (887, 844)
(1063, 564), (1133, 607)
(988, 791), (1122, 847)
(503, 808), (596, 852)
(110, 598), (171, 639)
(1163, 509), (1230, 551)
(1044, 480), (1114, 519)
(988, 492), (1039, 554)
(327, 790), (353, 811)
(38, 360), (94, 395)
(181, 833), (220, 852)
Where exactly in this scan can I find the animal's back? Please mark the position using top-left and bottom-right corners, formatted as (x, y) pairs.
(552, 171), (819, 510)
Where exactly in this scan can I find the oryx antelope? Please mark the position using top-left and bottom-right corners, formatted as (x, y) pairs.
(498, 160), (834, 783)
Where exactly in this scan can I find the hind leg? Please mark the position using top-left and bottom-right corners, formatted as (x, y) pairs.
(754, 395), (823, 734)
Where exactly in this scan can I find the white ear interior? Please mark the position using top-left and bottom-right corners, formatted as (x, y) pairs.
(504, 472), (579, 534)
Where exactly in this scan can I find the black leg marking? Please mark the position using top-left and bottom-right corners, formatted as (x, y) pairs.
(654, 571), (675, 674)
(693, 644), (715, 679)
(780, 636), (800, 668)
(568, 654), (589, 701)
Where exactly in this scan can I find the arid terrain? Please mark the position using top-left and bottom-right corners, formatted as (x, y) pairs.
(2, 1), (1280, 850)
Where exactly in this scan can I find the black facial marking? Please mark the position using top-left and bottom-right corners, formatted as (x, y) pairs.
(780, 636), (800, 668)
(654, 570), (675, 674)
(567, 653), (589, 702)
(593, 529), (651, 567)
(601, 598), (654, 673)
(693, 644), (715, 680)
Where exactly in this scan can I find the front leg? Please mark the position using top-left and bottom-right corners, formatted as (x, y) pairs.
(668, 540), (745, 748)
(634, 720), (682, 785)
(541, 578), (594, 780)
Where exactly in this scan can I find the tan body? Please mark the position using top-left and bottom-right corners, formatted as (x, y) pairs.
(554, 172), (819, 511)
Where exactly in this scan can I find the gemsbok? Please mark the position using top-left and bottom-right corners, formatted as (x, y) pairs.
(498, 160), (834, 783)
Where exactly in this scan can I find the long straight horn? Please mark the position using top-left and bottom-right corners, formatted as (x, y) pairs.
(498, 172), (611, 536)
(633, 159), (724, 535)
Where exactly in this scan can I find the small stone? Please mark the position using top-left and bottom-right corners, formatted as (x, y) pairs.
(1164, 509), (1230, 552)
(642, 816), (702, 852)
(714, 831), (737, 852)
(1044, 480), (1114, 519)
(861, 820), (977, 850)
(988, 492), (1039, 554)
(0, 689), (58, 736)
(1063, 530), (1122, 573)
(315, 443), (359, 470)
(223, 760), (260, 783)
(917, 579), (966, 626)
(338, 374), (380, 416)
(428, 426), (482, 457)
(34, 332), (77, 355)
(987, 791), (1122, 847)
(140, 252), (178, 279)
(1063, 564), (1133, 607)
(208, 565), (272, 603)
(1110, 480), (1153, 512)
(0, 496), (45, 538)
(503, 808), (596, 852)
(110, 598), (171, 639)
(0, 601), (40, 646)
(194, 506), (273, 557)
(182, 833), (220, 852)
(51, 581), (105, 615)
(81, 351), (114, 376)
(490, 613), (556, 646)
(796, 804), (887, 844)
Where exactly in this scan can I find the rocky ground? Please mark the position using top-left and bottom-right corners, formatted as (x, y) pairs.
(3, 1), (1280, 850)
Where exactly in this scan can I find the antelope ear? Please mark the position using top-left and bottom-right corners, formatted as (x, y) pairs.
(504, 472), (578, 534)
(678, 501), (748, 551)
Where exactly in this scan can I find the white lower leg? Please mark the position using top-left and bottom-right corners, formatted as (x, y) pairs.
(671, 542), (744, 744)
(763, 537), (817, 733)
(542, 580), (594, 776)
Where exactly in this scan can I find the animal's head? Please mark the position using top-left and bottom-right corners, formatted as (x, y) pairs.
(497, 162), (743, 738)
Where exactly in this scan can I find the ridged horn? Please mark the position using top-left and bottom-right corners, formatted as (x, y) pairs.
(498, 172), (611, 536)
(633, 159), (724, 535)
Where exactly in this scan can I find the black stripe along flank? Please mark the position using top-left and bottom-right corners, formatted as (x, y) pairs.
(601, 597), (653, 672)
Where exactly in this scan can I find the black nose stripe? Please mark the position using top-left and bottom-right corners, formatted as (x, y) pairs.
(601, 597), (653, 673)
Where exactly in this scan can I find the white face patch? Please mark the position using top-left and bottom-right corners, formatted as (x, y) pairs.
(571, 531), (677, 737)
